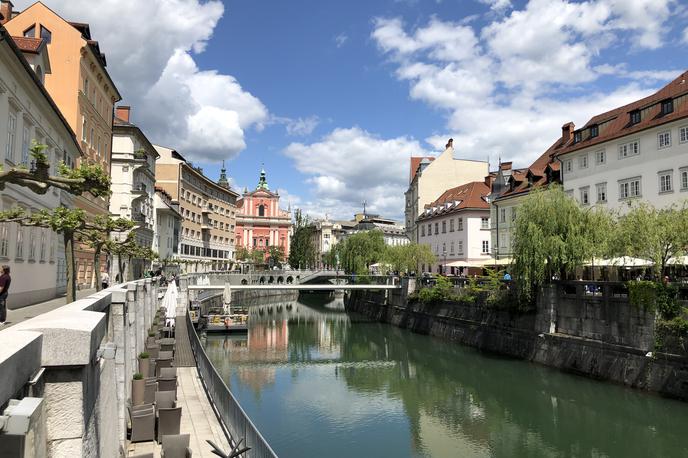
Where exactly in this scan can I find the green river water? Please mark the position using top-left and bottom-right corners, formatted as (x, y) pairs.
(202, 293), (688, 458)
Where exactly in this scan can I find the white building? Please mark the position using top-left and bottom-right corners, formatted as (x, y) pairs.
(418, 180), (493, 275)
(109, 106), (159, 281)
(0, 29), (81, 307)
(351, 215), (410, 247)
(559, 71), (688, 211)
(153, 188), (181, 265)
(405, 139), (489, 243)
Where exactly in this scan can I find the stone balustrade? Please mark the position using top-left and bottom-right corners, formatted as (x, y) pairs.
(0, 275), (201, 457)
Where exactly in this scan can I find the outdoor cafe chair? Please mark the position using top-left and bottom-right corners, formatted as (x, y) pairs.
(161, 434), (192, 458)
(159, 367), (177, 378)
(128, 404), (155, 443)
(157, 377), (177, 398)
(156, 358), (173, 377)
(157, 407), (182, 443)
(155, 390), (176, 413)
(144, 380), (157, 405)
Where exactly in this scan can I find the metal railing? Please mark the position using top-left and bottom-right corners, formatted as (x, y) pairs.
(186, 313), (278, 458)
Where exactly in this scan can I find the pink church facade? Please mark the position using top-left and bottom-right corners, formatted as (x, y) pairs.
(234, 169), (292, 260)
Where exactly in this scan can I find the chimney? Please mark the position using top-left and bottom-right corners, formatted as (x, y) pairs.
(561, 122), (575, 143)
(484, 174), (495, 188)
(0, 1), (13, 25)
(115, 106), (130, 123)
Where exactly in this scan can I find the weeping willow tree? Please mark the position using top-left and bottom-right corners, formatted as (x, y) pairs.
(338, 230), (386, 277)
(512, 185), (614, 301)
(382, 243), (436, 274)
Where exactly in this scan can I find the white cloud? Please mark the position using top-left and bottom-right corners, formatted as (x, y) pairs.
(335, 33), (349, 48)
(283, 128), (428, 220)
(371, 2), (680, 168)
(478, 0), (512, 11)
(13, 0), (268, 163)
(285, 116), (320, 136)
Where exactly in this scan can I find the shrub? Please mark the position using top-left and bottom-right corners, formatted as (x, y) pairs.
(138, 352), (149, 359)
(628, 280), (658, 312)
(133, 373), (143, 380)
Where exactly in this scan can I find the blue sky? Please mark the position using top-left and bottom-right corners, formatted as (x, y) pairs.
(15, 0), (688, 219)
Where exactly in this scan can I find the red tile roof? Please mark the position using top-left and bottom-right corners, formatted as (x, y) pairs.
(11, 36), (44, 54)
(418, 181), (490, 221)
(557, 70), (688, 157)
(409, 156), (435, 182)
(496, 137), (565, 199)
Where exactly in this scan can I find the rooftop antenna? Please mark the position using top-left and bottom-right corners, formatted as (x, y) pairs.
(362, 200), (367, 218)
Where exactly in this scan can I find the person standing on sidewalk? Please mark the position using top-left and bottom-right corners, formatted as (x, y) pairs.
(0, 265), (11, 326)
(101, 270), (110, 290)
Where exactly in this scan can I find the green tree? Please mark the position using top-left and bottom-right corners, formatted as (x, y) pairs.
(235, 246), (250, 262)
(288, 209), (316, 269)
(267, 245), (285, 266)
(613, 202), (688, 279)
(338, 230), (386, 275)
(0, 207), (120, 303)
(383, 243), (436, 275)
(0, 141), (111, 197)
(77, 216), (134, 290)
(512, 186), (612, 301)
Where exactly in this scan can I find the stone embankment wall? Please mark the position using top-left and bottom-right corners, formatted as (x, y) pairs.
(346, 281), (688, 400)
(0, 273), (210, 457)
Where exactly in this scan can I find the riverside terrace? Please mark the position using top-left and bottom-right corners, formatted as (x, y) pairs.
(0, 275), (233, 457)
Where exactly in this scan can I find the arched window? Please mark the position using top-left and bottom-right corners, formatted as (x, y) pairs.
(258, 205), (265, 217)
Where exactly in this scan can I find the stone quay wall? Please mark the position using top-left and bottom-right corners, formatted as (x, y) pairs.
(346, 280), (688, 401)
(0, 274), (208, 457)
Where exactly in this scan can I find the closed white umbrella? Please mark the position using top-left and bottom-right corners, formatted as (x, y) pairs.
(162, 280), (178, 326)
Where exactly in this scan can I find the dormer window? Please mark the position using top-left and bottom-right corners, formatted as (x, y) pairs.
(40, 25), (52, 44)
(573, 131), (582, 143)
(590, 124), (598, 138)
(630, 110), (641, 125)
(23, 25), (35, 38)
(661, 99), (674, 116)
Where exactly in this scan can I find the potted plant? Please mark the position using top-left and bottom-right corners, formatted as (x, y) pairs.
(131, 373), (145, 406)
(138, 352), (150, 378)
(147, 330), (157, 346)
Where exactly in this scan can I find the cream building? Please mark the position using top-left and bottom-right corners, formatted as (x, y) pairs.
(153, 188), (181, 265)
(0, 26), (81, 308)
(418, 181), (493, 274)
(558, 71), (688, 212)
(109, 106), (159, 281)
(5, 1), (122, 288)
(155, 146), (239, 271)
(405, 139), (489, 243)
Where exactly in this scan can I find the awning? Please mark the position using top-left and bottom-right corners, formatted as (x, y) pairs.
(586, 257), (653, 267)
(446, 259), (494, 267)
(667, 256), (688, 265)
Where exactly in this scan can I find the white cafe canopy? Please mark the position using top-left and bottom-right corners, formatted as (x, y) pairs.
(667, 256), (688, 265)
(586, 257), (653, 267)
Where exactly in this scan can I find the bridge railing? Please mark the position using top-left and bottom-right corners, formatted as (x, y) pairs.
(186, 312), (278, 458)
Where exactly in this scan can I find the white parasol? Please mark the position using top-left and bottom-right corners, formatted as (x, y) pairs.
(162, 279), (178, 326)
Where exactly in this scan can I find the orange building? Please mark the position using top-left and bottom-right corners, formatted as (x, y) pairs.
(4, 1), (122, 288)
(235, 169), (292, 261)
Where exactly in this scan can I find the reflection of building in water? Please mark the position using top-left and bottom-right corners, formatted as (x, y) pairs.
(249, 319), (289, 362)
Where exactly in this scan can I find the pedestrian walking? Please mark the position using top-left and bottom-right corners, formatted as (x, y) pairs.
(101, 270), (110, 290)
(0, 265), (11, 326)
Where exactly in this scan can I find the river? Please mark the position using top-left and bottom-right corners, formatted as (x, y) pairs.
(202, 293), (688, 458)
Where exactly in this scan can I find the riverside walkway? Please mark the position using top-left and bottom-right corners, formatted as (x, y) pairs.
(127, 314), (230, 456)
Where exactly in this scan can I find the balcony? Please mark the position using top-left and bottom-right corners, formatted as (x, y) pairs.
(201, 223), (211, 231)
(132, 212), (146, 223)
(201, 205), (212, 214)
(132, 183), (147, 196)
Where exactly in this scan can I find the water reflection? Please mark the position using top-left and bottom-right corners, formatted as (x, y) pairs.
(203, 294), (688, 458)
